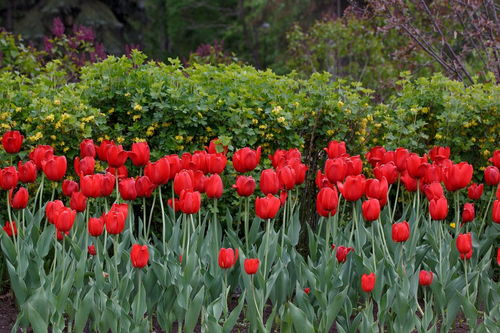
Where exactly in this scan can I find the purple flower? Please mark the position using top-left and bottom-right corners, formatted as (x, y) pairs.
(43, 37), (53, 52)
(51, 18), (65, 37)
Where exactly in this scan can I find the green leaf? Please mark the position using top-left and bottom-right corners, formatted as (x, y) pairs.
(184, 286), (205, 333)
(74, 287), (94, 333)
(287, 302), (315, 333)
(26, 303), (48, 333)
(222, 290), (246, 333)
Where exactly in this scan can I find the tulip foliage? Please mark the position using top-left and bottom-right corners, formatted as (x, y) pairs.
(0, 134), (499, 333)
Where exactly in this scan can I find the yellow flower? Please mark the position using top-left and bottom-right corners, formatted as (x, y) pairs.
(45, 114), (55, 122)
(63, 147), (69, 152)
(483, 150), (490, 156)
(124, 92), (131, 97)
(133, 115), (141, 121)
(54, 99), (61, 105)
(108, 108), (115, 114)
(197, 112), (203, 118)
(449, 223), (456, 229)
(116, 137), (124, 144)
(206, 126), (212, 132)
(55, 121), (62, 129)
(326, 129), (335, 136)
(50, 135), (56, 140)
(146, 127), (155, 136)
(374, 123), (382, 128)
(277, 116), (285, 123)
(175, 135), (184, 142)
(177, 145), (184, 151)
(61, 113), (70, 120)
(435, 133), (443, 140)
(15, 107), (22, 112)
(271, 105), (283, 114)
(252, 119), (259, 125)
(0, 123), (11, 130)
(337, 100), (344, 108)
(421, 107), (429, 113)
(133, 137), (145, 143)
(133, 104), (142, 111)
(259, 124), (267, 130)
(345, 109), (351, 114)
(104, 135), (110, 140)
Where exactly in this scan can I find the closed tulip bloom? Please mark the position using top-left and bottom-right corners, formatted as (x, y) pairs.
(277, 165), (296, 190)
(206, 137), (228, 155)
(484, 166), (500, 186)
(188, 151), (208, 173)
(497, 248), (500, 266)
(74, 156), (95, 176)
(244, 258), (260, 275)
(255, 194), (281, 219)
(232, 147), (261, 173)
(456, 233), (472, 254)
(304, 287), (311, 295)
(88, 244), (97, 256)
(422, 164), (442, 184)
(56, 230), (69, 241)
(419, 270), (434, 286)
(401, 170), (418, 192)
(423, 182), (444, 201)
(392, 221), (410, 242)
(462, 203), (475, 223)
(374, 162), (398, 184)
(145, 158), (170, 185)
(107, 144), (128, 167)
(269, 149), (287, 169)
(324, 140), (347, 159)
(205, 174), (223, 199)
(365, 177), (388, 206)
(279, 190), (288, 207)
(394, 148), (410, 172)
(174, 170), (194, 196)
(206, 153), (227, 174)
(129, 142), (150, 166)
(460, 249), (473, 260)
(88, 217), (104, 236)
(362, 199), (380, 222)
(119, 177), (137, 201)
(288, 159), (308, 185)
(489, 150), (500, 168)
(101, 173), (116, 197)
(106, 165), (128, 179)
(110, 203), (129, 220)
(336, 246), (354, 263)
(316, 186), (339, 217)
(218, 248), (239, 269)
(260, 169), (280, 195)
(233, 176), (256, 197)
(80, 139), (96, 158)
(493, 200), (500, 223)
(178, 190), (201, 214)
(315, 170), (333, 189)
(130, 244), (149, 268)
(45, 200), (64, 224)
(104, 209), (126, 234)
(55, 207), (76, 232)
(467, 183), (483, 200)
(70, 191), (87, 212)
(9, 187), (28, 209)
(324, 158), (348, 183)
(80, 174), (102, 198)
(382, 150), (395, 164)
(3, 221), (17, 237)
(497, 185), (500, 200)
(135, 176), (155, 198)
(62, 179), (79, 197)
(42, 155), (67, 181)
(29, 145), (54, 170)
(167, 155), (182, 180)
(96, 140), (114, 162)
(2, 130), (23, 154)
(17, 161), (37, 183)
(406, 153), (428, 178)
(0, 166), (18, 190)
(337, 175), (366, 202)
(366, 146), (386, 167)
(429, 197), (448, 220)
(443, 162), (473, 191)
(192, 170), (207, 193)
(361, 273), (376, 292)
(345, 155), (363, 176)
(429, 146), (450, 163)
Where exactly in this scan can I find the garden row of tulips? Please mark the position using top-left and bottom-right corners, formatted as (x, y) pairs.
(0, 130), (499, 332)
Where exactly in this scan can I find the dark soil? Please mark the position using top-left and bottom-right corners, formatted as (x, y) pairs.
(0, 293), (17, 333)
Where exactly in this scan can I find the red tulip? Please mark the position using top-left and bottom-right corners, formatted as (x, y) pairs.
(394, 148), (410, 172)
(167, 155), (182, 180)
(88, 244), (97, 256)
(130, 244), (149, 268)
(174, 170), (194, 196)
(288, 159), (308, 185)
(366, 146), (386, 167)
(462, 203), (475, 223)
(111, 203), (129, 220)
(17, 161), (37, 183)
(497, 247), (500, 266)
(422, 164), (442, 185)
(443, 162), (473, 191)
(2, 130), (23, 154)
(107, 144), (128, 167)
(493, 200), (500, 223)
(365, 177), (388, 206)
(406, 153), (428, 178)
(401, 171), (418, 192)
(80, 139), (96, 158)
(361, 273), (376, 292)
(460, 249), (473, 260)
(429, 197), (448, 220)
(167, 198), (181, 212)
(419, 270), (433, 286)
(484, 166), (500, 186)
(55, 207), (76, 232)
(232, 147), (261, 173)
(218, 248), (239, 269)
(467, 183), (483, 200)
(0, 166), (18, 190)
(178, 190), (201, 214)
(101, 173), (116, 197)
(143, 159), (169, 186)
(106, 165), (128, 179)
(304, 287), (311, 295)
(70, 191), (87, 212)
(29, 145), (54, 170)
(337, 175), (366, 202)
(88, 217), (104, 236)
(136, 176), (155, 198)
(260, 169), (280, 195)
(74, 156), (95, 176)
(362, 199), (380, 222)
(456, 233), (472, 254)
(62, 179), (79, 197)
(423, 182), (444, 201)
(374, 162), (398, 185)
(497, 185), (500, 200)
(96, 140), (114, 162)
(324, 140), (347, 159)
(324, 158), (348, 183)
(316, 186), (339, 217)
(206, 138), (228, 155)
(56, 230), (69, 241)
(3, 221), (17, 237)
(429, 146), (450, 163)
(80, 174), (102, 198)
(233, 176), (256, 197)
(255, 194), (281, 219)
(345, 155), (362, 176)
(315, 170), (333, 189)
(205, 174), (223, 199)
(336, 246), (354, 263)
(269, 150), (286, 168)
(206, 153), (227, 174)
(277, 166), (296, 190)
(244, 258), (260, 275)
(45, 200), (64, 224)
(104, 207), (127, 234)
(129, 142), (150, 166)
(280, 190), (288, 207)
(192, 170), (207, 193)
(392, 221), (410, 242)
(42, 155), (67, 181)
(9, 187), (28, 209)
(489, 150), (500, 168)
(119, 178), (137, 201)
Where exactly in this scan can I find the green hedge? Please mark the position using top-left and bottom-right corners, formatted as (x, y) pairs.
(0, 51), (498, 169)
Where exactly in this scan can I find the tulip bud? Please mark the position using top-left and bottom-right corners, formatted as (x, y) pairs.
(130, 244), (149, 268)
(244, 258), (260, 275)
(361, 273), (376, 292)
(419, 270), (433, 286)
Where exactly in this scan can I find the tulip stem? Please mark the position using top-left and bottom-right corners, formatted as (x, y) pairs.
(142, 197), (147, 240)
(223, 270), (229, 320)
(325, 215), (331, 257)
(415, 179), (420, 224)
(463, 258), (470, 299)
(391, 178), (401, 221)
(159, 185), (166, 255)
(251, 276), (263, 325)
(186, 214), (191, 259)
(478, 189), (494, 237)
(171, 183), (176, 223)
(181, 214), (187, 258)
(263, 219), (271, 279)
(371, 223), (376, 272)
(281, 198), (287, 255)
(454, 191), (460, 238)
(39, 175), (45, 213)
(147, 190), (157, 239)
(244, 197), (250, 254)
